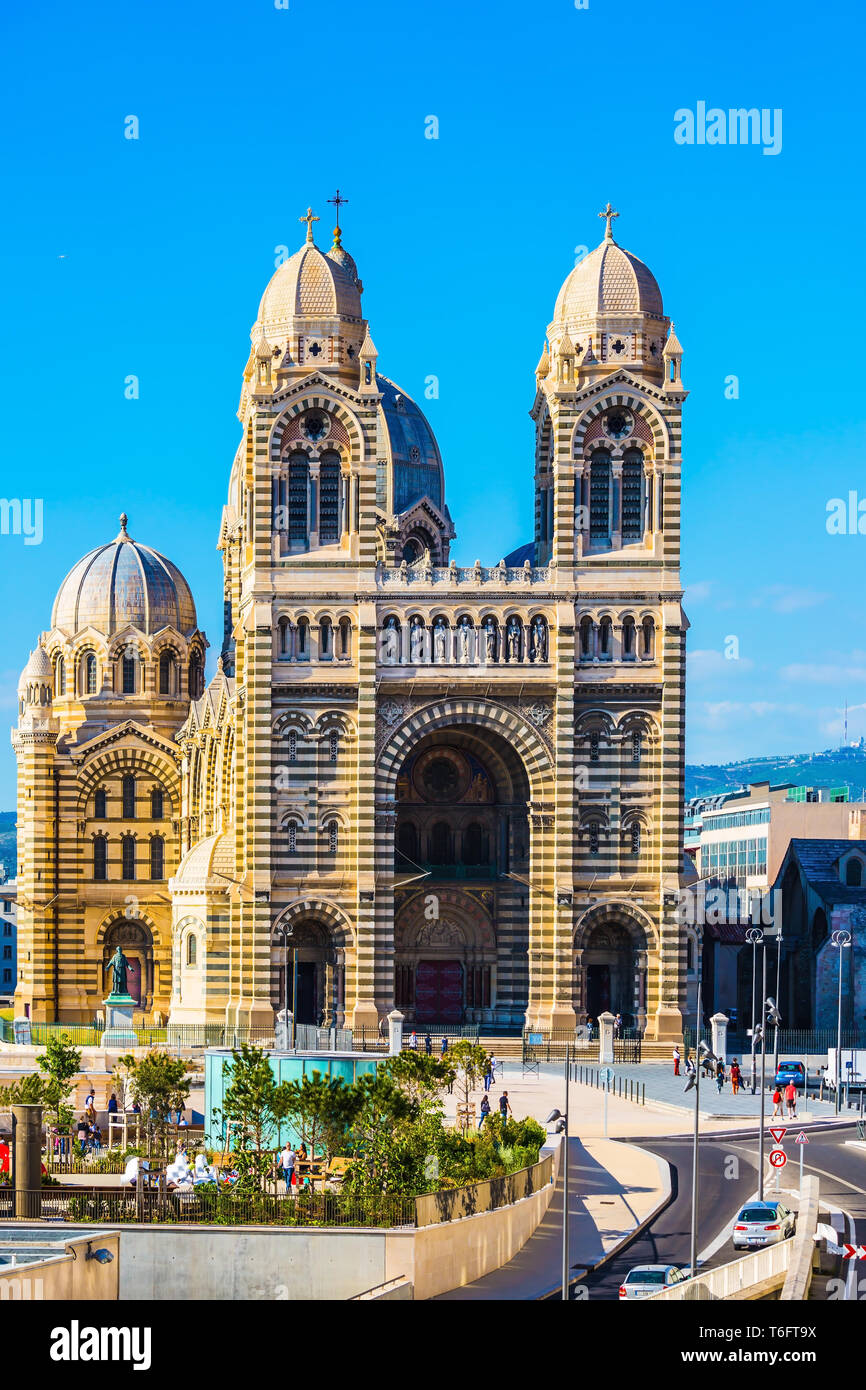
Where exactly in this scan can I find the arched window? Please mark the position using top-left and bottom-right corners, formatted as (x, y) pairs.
(329, 729), (338, 763)
(463, 823), (488, 865)
(319, 451), (341, 543)
(121, 834), (136, 881)
(186, 934), (197, 967)
(599, 616), (613, 660)
(630, 822), (641, 855)
(319, 617), (333, 659)
(641, 616), (655, 659)
(338, 618), (351, 657)
(150, 835), (165, 880)
(151, 787), (164, 819)
(397, 822), (419, 862)
(93, 835), (107, 881)
(846, 857), (863, 887)
(297, 618), (309, 659)
(287, 730), (298, 763)
(287, 819), (298, 854)
(159, 650), (174, 695)
(622, 616), (636, 660)
(84, 653), (97, 695)
(288, 452), (309, 545)
(589, 450), (611, 545)
(579, 616), (593, 660)
(278, 618), (290, 657)
(122, 775), (136, 819)
(431, 822), (452, 864)
(55, 656), (66, 696)
(325, 820), (338, 856)
(589, 730), (600, 763)
(588, 822), (600, 855)
(189, 654), (204, 698)
(94, 788), (107, 819)
(622, 449), (644, 542)
(632, 729), (642, 764)
(686, 937), (694, 971)
(122, 654), (136, 694)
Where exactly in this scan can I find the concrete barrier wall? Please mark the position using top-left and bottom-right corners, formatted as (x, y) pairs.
(0, 1232), (120, 1300)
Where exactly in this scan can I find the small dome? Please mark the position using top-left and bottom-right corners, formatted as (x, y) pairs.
(51, 514), (197, 638)
(552, 238), (663, 326)
(171, 828), (235, 890)
(326, 230), (361, 289)
(377, 376), (444, 515)
(257, 241), (362, 337)
(18, 644), (53, 694)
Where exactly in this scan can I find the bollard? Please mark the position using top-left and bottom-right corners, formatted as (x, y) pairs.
(12, 1105), (43, 1220)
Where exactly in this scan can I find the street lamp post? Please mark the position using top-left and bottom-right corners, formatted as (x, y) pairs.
(277, 924), (295, 1049)
(773, 927), (783, 1080)
(685, 978), (715, 1278)
(546, 1045), (570, 1302)
(758, 990), (781, 1202)
(746, 927), (764, 1093)
(831, 929), (852, 1116)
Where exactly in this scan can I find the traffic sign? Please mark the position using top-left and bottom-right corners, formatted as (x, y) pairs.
(769, 1148), (787, 1169)
(795, 1131), (809, 1145)
(843, 1244), (866, 1260)
(769, 1127), (787, 1143)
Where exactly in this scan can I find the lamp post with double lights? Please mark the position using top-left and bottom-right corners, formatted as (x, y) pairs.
(831, 928), (852, 1115)
(684, 976), (716, 1279)
(746, 926), (764, 1093)
(545, 1045), (570, 1301)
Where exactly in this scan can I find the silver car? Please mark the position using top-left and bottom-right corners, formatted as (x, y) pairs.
(732, 1201), (796, 1250)
(619, 1264), (690, 1299)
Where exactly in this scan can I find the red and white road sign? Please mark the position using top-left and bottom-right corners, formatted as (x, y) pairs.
(769, 1148), (787, 1168)
(795, 1131), (809, 1145)
(843, 1244), (866, 1260)
(769, 1127), (787, 1143)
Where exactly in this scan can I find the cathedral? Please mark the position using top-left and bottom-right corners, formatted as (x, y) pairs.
(12, 202), (690, 1040)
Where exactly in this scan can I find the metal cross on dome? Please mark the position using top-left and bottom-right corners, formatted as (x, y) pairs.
(599, 202), (619, 240)
(328, 188), (349, 231)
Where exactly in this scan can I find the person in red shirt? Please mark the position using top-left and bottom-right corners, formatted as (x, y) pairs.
(784, 1080), (798, 1118)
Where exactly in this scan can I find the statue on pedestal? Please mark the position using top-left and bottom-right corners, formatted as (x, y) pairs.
(105, 945), (131, 1000)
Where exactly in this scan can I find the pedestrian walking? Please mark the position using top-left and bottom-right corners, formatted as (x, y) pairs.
(730, 1060), (741, 1096)
(424, 1032), (432, 1055)
(498, 1091), (512, 1124)
(771, 1086), (783, 1117)
(440, 1036), (448, 1057)
(673, 1046), (681, 1077)
(279, 1141), (296, 1194)
(483, 1056), (494, 1091)
(784, 1080), (798, 1118)
(715, 1060), (725, 1094)
(478, 1094), (491, 1130)
(489, 1053), (498, 1083)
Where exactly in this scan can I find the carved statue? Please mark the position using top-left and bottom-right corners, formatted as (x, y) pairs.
(433, 621), (447, 663)
(410, 620), (425, 664)
(457, 617), (472, 664)
(507, 616), (522, 662)
(530, 615), (547, 662)
(106, 945), (131, 998)
(483, 617), (497, 662)
(381, 615), (400, 666)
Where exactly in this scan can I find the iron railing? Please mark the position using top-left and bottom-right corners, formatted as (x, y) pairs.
(0, 1019), (357, 1053)
(0, 1187), (418, 1229)
(573, 1064), (646, 1105)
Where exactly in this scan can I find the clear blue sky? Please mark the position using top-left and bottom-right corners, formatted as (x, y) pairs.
(1, 0), (864, 806)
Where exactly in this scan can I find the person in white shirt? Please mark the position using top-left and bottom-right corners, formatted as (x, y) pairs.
(280, 1142), (296, 1193)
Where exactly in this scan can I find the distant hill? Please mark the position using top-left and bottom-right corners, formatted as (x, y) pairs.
(0, 812), (15, 881)
(685, 745), (866, 802)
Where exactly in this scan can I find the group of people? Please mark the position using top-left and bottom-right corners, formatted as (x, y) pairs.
(277, 1141), (316, 1193)
(673, 1048), (801, 1113)
(477, 1089), (512, 1131)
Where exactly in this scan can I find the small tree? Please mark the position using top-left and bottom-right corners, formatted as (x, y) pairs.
(343, 1073), (419, 1195)
(215, 1045), (291, 1187)
(448, 1041), (488, 1127)
(119, 1051), (190, 1153)
(35, 1033), (82, 1129)
(0, 1073), (49, 1107)
(381, 1051), (452, 1108)
(282, 1070), (359, 1168)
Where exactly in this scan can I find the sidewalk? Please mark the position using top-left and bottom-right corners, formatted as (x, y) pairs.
(434, 1134), (670, 1299)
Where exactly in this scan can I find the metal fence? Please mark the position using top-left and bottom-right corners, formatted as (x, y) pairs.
(646, 1236), (792, 1300)
(521, 1030), (641, 1064)
(0, 1187), (417, 1229)
(0, 1018), (357, 1054)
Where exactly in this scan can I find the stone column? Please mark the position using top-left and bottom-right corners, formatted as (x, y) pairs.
(387, 1009), (404, 1056)
(597, 1011), (615, 1065)
(12, 1104), (43, 1219)
(711, 1012), (729, 1062)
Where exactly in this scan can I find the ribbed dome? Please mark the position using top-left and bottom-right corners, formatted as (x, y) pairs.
(51, 515), (197, 638)
(553, 238), (663, 324)
(171, 828), (235, 889)
(257, 241), (362, 336)
(377, 376), (444, 515)
(18, 644), (53, 694)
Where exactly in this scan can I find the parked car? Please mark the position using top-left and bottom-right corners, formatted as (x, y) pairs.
(774, 1060), (806, 1088)
(732, 1200), (796, 1250)
(618, 1264), (690, 1299)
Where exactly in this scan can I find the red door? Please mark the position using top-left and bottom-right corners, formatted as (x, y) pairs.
(415, 961), (463, 1023)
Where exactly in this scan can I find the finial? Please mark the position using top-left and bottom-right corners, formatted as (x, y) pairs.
(598, 202), (619, 242)
(119, 512), (128, 535)
(328, 188), (349, 245)
(299, 207), (320, 244)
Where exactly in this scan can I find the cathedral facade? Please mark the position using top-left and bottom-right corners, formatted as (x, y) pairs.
(12, 204), (689, 1040)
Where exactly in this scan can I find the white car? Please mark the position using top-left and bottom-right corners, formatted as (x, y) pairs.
(619, 1264), (690, 1299)
(732, 1201), (796, 1250)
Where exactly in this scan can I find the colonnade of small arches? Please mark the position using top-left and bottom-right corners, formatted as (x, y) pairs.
(275, 613), (353, 662)
(378, 610), (550, 666)
(87, 772), (175, 882)
(578, 612), (656, 663)
(47, 635), (206, 701)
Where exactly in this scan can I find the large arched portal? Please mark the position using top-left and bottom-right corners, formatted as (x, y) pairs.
(574, 907), (651, 1030)
(270, 910), (349, 1027)
(392, 725), (531, 1027)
